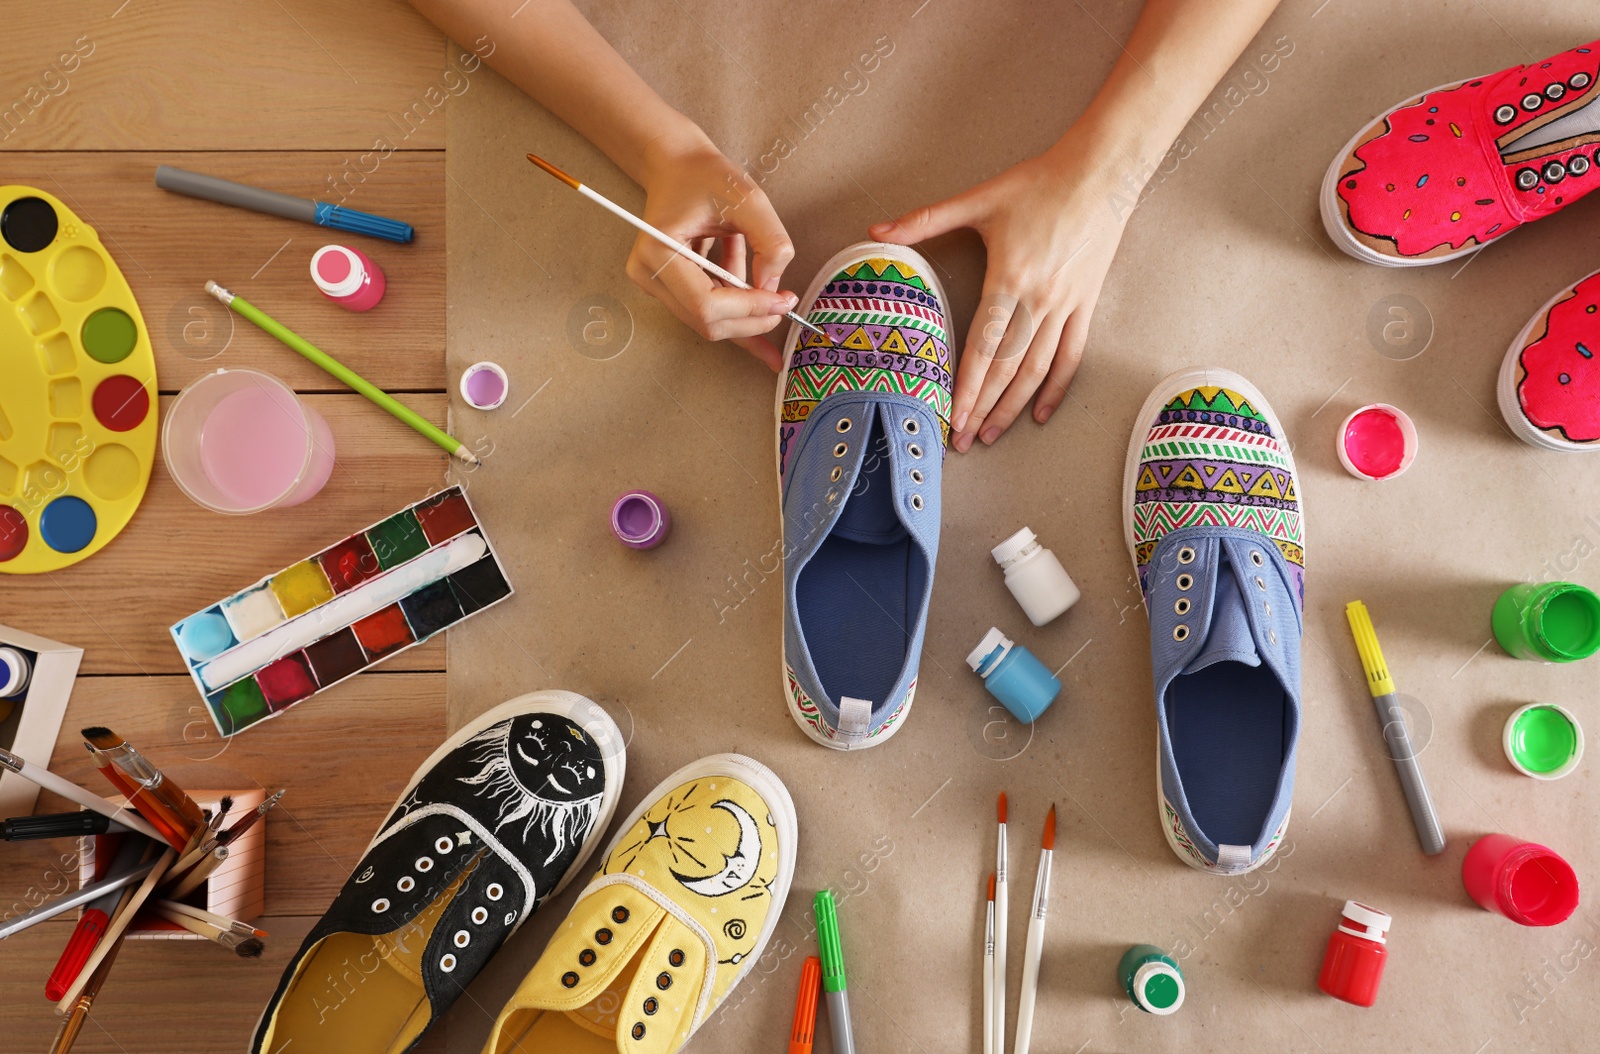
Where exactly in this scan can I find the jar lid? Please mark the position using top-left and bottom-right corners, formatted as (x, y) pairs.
(311, 245), (366, 298)
(1133, 961), (1185, 1014)
(966, 627), (1011, 673)
(991, 527), (1036, 567)
(1337, 900), (1392, 942)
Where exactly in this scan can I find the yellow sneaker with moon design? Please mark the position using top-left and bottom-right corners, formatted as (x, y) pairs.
(482, 754), (797, 1054)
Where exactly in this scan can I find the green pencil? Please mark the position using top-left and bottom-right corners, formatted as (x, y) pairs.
(204, 281), (478, 465)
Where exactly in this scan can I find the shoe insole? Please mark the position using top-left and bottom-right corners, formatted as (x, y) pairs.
(1165, 661), (1288, 848)
(795, 415), (928, 708)
(493, 957), (642, 1054)
(1503, 92), (1600, 154)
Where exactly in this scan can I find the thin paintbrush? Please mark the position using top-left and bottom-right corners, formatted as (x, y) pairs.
(526, 152), (827, 340)
(165, 845), (227, 901)
(983, 872), (996, 1054)
(84, 743), (189, 850)
(49, 937), (122, 1054)
(1013, 806), (1055, 1054)
(218, 788), (282, 847)
(170, 795), (236, 875)
(81, 728), (205, 831)
(0, 746), (163, 843)
(993, 792), (1008, 1054)
(148, 903), (264, 957)
(154, 898), (269, 938)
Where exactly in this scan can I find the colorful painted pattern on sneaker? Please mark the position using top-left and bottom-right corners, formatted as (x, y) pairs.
(1331, 41), (1600, 261)
(1131, 386), (1304, 604)
(786, 667), (914, 745)
(1163, 798), (1290, 873)
(1508, 268), (1600, 446)
(778, 256), (952, 479)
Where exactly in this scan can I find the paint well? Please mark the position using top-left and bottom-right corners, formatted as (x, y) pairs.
(615, 496), (660, 540)
(399, 579), (464, 639)
(270, 560), (336, 618)
(1509, 706), (1578, 773)
(91, 375), (150, 432)
(415, 488), (476, 545)
(303, 627), (369, 685)
(178, 611), (235, 663)
(82, 443), (140, 501)
(81, 307), (137, 363)
(39, 495), (96, 553)
(0, 506), (26, 561)
(256, 652), (317, 711)
(461, 363), (508, 410)
(352, 602), (415, 657)
(448, 553), (513, 615)
(211, 677), (269, 734)
(316, 533), (380, 593)
(367, 509), (429, 569)
(198, 384), (329, 509)
(1342, 408), (1409, 479)
(1, 197), (58, 253)
(221, 584), (287, 642)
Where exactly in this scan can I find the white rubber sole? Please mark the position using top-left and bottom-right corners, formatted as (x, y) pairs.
(773, 241), (950, 752)
(1122, 368), (1301, 876)
(581, 752), (798, 1037)
(1318, 77), (1491, 268)
(1496, 272), (1600, 451)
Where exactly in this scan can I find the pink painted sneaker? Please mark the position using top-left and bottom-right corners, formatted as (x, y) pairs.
(1322, 41), (1600, 266)
(1499, 267), (1600, 451)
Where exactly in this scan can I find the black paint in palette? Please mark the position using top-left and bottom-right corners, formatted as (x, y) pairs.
(449, 554), (513, 615)
(400, 579), (464, 639)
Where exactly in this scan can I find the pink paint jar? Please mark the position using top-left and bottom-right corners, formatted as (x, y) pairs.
(310, 244), (386, 311)
(1461, 834), (1580, 927)
(1337, 403), (1417, 481)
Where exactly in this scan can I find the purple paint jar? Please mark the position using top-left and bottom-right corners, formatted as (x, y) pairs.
(611, 491), (670, 549)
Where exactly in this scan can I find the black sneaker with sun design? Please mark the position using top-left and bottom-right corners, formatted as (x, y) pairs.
(251, 691), (625, 1054)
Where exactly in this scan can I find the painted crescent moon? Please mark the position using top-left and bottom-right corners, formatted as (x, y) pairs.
(670, 799), (761, 897)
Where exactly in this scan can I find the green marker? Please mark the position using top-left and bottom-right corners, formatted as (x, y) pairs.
(1503, 702), (1584, 780)
(204, 281), (479, 465)
(814, 890), (855, 1054)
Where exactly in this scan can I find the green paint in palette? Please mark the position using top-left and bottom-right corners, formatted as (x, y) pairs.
(367, 508), (429, 569)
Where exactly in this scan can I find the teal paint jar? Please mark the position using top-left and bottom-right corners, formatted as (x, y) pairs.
(1118, 944), (1184, 1015)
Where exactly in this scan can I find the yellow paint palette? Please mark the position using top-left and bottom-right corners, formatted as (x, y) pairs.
(0, 186), (156, 573)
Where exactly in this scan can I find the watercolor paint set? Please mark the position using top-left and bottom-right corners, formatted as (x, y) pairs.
(170, 487), (512, 735)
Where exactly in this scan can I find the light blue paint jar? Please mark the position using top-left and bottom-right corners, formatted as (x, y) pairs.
(966, 627), (1061, 723)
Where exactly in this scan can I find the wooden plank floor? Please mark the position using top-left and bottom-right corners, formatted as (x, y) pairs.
(1, 2), (459, 1049)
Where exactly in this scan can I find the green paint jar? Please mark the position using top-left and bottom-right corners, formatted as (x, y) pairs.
(1502, 702), (1584, 780)
(1118, 944), (1184, 1015)
(1491, 581), (1600, 662)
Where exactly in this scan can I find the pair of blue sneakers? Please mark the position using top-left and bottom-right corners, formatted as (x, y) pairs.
(777, 245), (1302, 875)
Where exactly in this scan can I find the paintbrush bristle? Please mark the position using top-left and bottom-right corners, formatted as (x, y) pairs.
(988, 872), (995, 901)
(233, 937), (265, 959)
(1042, 804), (1057, 850)
(997, 791), (1007, 824)
(526, 153), (581, 189)
(80, 726), (122, 749)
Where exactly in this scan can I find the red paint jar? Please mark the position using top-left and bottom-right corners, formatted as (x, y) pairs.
(310, 244), (386, 311)
(1461, 834), (1580, 926)
(1317, 901), (1391, 1007)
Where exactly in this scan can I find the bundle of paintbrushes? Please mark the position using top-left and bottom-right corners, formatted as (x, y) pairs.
(0, 728), (280, 1053)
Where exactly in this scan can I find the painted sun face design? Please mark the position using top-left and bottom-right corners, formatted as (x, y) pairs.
(457, 714), (605, 863)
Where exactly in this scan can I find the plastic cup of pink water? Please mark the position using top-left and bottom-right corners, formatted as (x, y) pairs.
(163, 367), (336, 514)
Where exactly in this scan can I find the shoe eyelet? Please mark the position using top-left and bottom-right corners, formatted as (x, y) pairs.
(1546, 82), (1567, 101)
(1544, 160), (1567, 184)
(486, 883), (504, 901)
(1573, 72), (1593, 90)
(434, 836), (453, 853)
(415, 856), (433, 872)
(829, 465), (843, 482)
(471, 907), (488, 924)
(656, 971), (673, 990)
(1522, 91), (1544, 111)
(579, 948), (597, 966)
(908, 443), (923, 459)
(668, 949), (686, 967)
(1494, 103), (1517, 124)
(1176, 573), (1194, 591)
(561, 970), (579, 988)
(1177, 546), (1195, 565)
(453, 930), (470, 948)
(1173, 624), (1190, 642)
(632, 1024), (646, 1041)
(1255, 576), (1267, 591)
(1249, 550), (1264, 566)
(613, 906), (630, 924)
(903, 418), (919, 435)
(836, 418), (852, 433)
(596, 927), (613, 945)
(833, 442), (848, 458)
(910, 469), (924, 484)
(826, 490), (839, 504)
(910, 494), (924, 511)
(1572, 155), (1592, 177)
(397, 876), (415, 892)
(441, 954), (458, 973)
(1174, 598), (1191, 616)
(371, 898), (390, 913)
(1517, 167), (1541, 190)
(643, 997), (659, 1015)
(1268, 629), (1278, 645)
(1264, 602), (1273, 617)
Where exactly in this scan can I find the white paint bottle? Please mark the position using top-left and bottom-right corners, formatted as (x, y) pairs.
(991, 527), (1079, 627)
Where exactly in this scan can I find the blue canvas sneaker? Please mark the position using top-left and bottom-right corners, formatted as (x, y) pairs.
(776, 243), (952, 750)
(1123, 368), (1305, 874)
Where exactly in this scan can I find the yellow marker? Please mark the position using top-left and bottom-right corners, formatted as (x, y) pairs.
(1344, 600), (1396, 697)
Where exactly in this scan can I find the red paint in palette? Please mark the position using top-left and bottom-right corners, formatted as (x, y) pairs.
(317, 533), (380, 593)
(92, 375), (150, 432)
(414, 488), (477, 545)
(353, 603), (415, 658)
(255, 652), (317, 711)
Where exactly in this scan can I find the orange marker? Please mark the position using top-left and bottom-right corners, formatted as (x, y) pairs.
(788, 955), (821, 1054)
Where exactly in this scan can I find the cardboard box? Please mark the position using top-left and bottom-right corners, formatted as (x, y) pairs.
(0, 624), (82, 818)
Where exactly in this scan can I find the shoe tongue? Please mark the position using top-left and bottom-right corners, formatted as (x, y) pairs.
(1181, 551), (1262, 675)
(830, 409), (907, 545)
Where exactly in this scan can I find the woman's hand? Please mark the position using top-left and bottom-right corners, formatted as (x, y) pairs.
(627, 131), (799, 371)
(870, 126), (1130, 449)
